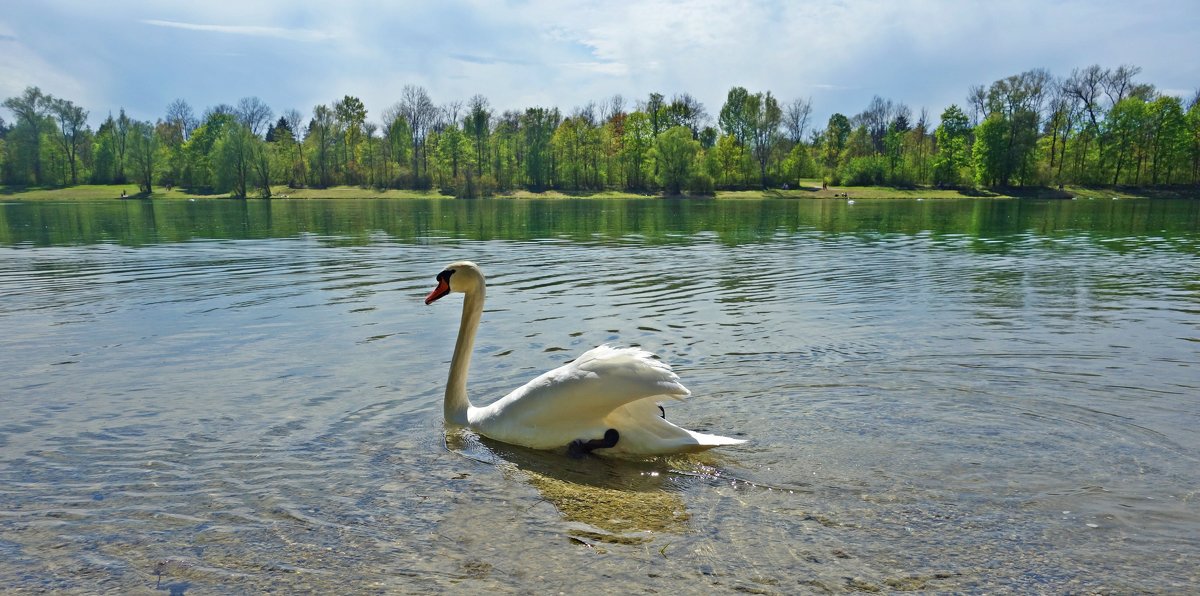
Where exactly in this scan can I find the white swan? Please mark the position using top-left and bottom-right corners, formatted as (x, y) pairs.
(424, 261), (746, 456)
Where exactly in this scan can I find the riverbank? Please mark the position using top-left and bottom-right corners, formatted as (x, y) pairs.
(2, 182), (1195, 201)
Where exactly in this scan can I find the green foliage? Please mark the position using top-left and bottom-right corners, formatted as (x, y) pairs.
(521, 107), (559, 191)
(822, 113), (851, 179)
(973, 114), (1007, 187)
(127, 120), (157, 194)
(4, 64), (1199, 194)
(654, 126), (699, 195)
(933, 104), (973, 185)
(620, 111), (653, 190)
(688, 169), (715, 196)
(840, 155), (887, 186)
(782, 143), (816, 184)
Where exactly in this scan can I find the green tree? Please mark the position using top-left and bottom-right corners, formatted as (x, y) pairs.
(982, 68), (1051, 185)
(821, 113), (851, 181)
(663, 93), (707, 139)
(251, 131), (275, 198)
(718, 87), (752, 185)
(1145, 95), (1186, 184)
(522, 107), (560, 191)
(382, 107), (411, 186)
(334, 95), (367, 184)
(91, 116), (118, 184)
(116, 110), (133, 183)
(654, 126), (699, 194)
(180, 110), (236, 189)
(127, 120), (158, 194)
(2, 86), (50, 184)
(745, 91), (782, 189)
(465, 95), (491, 180)
(48, 97), (89, 185)
(933, 104), (972, 185)
(620, 111), (652, 190)
(781, 142), (815, 184)
(306, 104), (336, 187)
(214, 123), (256, 198)
(1107, 97), (1147, 184)
(1188, 100), (1200, 184)
(972, 113), (1007, 187)
(437, 123), (467, 182)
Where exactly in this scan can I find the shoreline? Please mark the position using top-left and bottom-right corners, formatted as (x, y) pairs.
(2, 182), (1195, 202)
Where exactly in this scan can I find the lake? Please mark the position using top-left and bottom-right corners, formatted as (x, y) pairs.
(1, 196), (1198, 593)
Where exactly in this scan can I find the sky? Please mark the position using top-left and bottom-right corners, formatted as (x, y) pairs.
(2, 0), (1197, 131)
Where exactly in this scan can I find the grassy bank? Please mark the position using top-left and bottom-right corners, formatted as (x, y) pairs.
(2, 182), (1195, 201)
(0, 184), (454, 201)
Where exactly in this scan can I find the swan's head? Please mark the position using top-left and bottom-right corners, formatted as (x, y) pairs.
(424, 261), (483, 305)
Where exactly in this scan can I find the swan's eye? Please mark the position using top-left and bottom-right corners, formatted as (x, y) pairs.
(436, 269), (455, 283)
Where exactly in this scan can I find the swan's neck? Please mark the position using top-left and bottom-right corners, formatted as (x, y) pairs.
(445, 285), (484, 426)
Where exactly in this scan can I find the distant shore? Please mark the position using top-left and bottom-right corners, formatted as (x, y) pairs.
(2, 182), (1195, 201)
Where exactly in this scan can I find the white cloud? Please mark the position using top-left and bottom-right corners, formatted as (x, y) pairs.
(139, 19), (335, 42)
(4, 0), (1197, 130)
(0, 24), (91, 107)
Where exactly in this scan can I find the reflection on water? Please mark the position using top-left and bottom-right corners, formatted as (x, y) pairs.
(0, 197), (1198, 592)
(3, 195), (1199, 247)
(450, 432), (691, 540)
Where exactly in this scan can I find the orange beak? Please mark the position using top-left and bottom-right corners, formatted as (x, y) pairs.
(425, 278), (451, 305)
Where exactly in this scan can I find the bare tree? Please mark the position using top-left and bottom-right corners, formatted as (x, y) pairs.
(395, 85), (437, 183)
(783, 97), (813, 144)
(164, 98), (198, 142)
(1064, 65), (1106, 134)
(282, 109), (305, 141)
(604, 94), (625, 120)
(1063, 65), (1109, 176)
(441, 100), (463, 131)
(858, 95), (904, 153)
(967, 84), (987, 126)
(203, 103), (236, 121)
(1102, 64), (1142, 107)
(1046, 77), (1080, 178)
(236, 96), (274, 137)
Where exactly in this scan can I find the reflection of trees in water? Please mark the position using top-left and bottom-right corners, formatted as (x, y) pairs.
(3, 198), (1198, 250)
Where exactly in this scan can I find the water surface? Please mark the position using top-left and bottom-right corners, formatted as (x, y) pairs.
(2, 197), (1198, 593)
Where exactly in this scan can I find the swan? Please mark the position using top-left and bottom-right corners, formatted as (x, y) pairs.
(424, 261), (746, 456)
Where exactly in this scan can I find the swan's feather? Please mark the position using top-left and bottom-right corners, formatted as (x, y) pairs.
(469, 345), (713, 451)
(598, 397), (747, 454)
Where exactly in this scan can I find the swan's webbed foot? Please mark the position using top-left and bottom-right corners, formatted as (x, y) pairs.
(567, 428), (619, 458)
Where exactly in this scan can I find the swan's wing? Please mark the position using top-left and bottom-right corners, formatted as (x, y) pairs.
(602, 398), (747, 455)
(469, 345), (689, 448)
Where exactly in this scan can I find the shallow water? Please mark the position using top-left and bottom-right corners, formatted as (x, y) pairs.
(1, 197), (1198, 593)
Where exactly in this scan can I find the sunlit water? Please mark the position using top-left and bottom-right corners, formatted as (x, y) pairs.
(1, 197), (1198, 593)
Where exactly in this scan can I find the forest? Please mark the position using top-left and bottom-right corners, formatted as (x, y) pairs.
(2, 64), (1198, 198)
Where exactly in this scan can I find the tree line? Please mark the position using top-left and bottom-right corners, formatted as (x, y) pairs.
(2, 64), (1198, 198)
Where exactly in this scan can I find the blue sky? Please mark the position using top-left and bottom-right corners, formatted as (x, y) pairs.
(2, 0), (1197, 129)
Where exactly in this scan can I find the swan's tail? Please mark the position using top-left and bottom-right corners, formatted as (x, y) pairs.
(684, 429), (748, 449)
(604, 398), (747, 455)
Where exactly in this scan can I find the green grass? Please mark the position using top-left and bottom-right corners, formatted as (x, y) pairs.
(0, 184), (455, 200)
